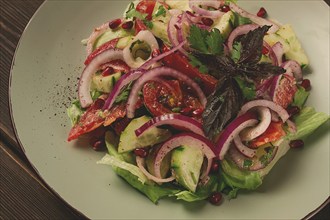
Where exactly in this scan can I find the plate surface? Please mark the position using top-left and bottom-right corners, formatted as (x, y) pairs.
(10, 0), (329, 219)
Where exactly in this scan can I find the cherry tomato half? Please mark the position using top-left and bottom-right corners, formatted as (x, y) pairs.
(136, 0), (156, 21)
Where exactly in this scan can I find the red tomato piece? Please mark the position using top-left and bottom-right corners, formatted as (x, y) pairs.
(67, 98), (106, 141)
(136, 0), (156, 21)
(250, 121), (286, 148)
(273, 74), (297, 109)
(161, 45), (217, 95)
(134, 19), (148, 35)
(84, 38), (120, 65)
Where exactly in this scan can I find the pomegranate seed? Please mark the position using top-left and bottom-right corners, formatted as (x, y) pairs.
(220, 5), (230, 12)
(90, 138), (106, 151)
(209, 192), (222, 205)
(101, 66), (115, 77)
(289, 140), (304, 148)
(300, 79), (311, 91)
(287, 106), (300, 118)
(192, 108), (203, 117)
(211, 159), (220, 173)
(109, 18), (122, 29)
(257, 7), (267, 18)
(121, 21), (133, 30)
(94, 98), (105, 109)
(262, 46), (269, 55)
(134, 148), (148, 158)
(152, 49), (160, 58)
(201, 17), (214, 26)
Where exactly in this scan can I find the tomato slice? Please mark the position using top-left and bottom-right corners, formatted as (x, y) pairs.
(161, 45), (217, 95)
(273, 74), (297, 109)
(84, 38), (120, 65)
(134, 19), (148, 35)
(143, 79), (203, 118)
(250, 121), (286, 148)
(136, 0), (156, 21)
(67, 99), (106, 141)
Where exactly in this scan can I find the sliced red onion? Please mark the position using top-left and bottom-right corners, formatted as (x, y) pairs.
(233, 136), (256, 158)
(263, 41), (278, 66)
(269, 74), (282, 100)
(228, 144), (278, 171)
(135, 114), (205, 137)
(216, 111), (258, 160)
(281, 60), (303, 82)
(238, 100), (289, 122)
(126, 67), (207, 118)
(272, 42), (284, 66)
(229, 3), (279, 33)
(189, 0), (224, 18)
(102, 69), (145, 110)
(240, 106), (272, 141)
(184, 10), (201, 24)
(167, 10), (182, 48)
(153, 133), (216, 179)
(271, 110), (280, 122)
(136, 156), (175, 183)
(227, 24), (259, 51)
(139, 41), (186, 70)
(86, 22), (109, 55)
(256, 76), (274, 99)
(78, 49), (123, 108)
(123, 30), (159, 69)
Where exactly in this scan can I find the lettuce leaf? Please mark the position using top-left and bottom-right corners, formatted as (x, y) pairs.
(220, 158), (262, 190)
(287, 106), (329, 140)
(292, 86), (310, 108)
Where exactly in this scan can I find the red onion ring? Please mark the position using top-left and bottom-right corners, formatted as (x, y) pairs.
(136, 156), (175, 183)
(139, 41), (186, 70)
(102, 69), (145, 110)
(189, 0), (224, 18)
(167, 9), (182, 47)
(153, 133), (216, 179)
(135, 114), (205, 137)
(269, 74), (282, 100)
(238, 100), (289, 122)
(281, 60), (303, 82)
(86, 22), (110, 55)
(216, 111), (258, 160)
(240, 106), (272, 141)
(234, 136), (256, 158)
(227, 24), (259, 51)
(229, 3), (279, 33)
(123, 30), (159, 69)
(272, 42), (284, 66)
(126, 67), (207, 118)
(78, 49), (123, 108)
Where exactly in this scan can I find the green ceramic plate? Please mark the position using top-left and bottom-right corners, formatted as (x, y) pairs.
(10, 0), (329, 219)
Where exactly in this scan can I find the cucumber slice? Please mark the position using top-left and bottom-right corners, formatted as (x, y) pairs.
(171, 145), (203, 192)
(118, 116), (171, 153)
(91, 72), (121, 93)
(212, 11), (235, 39)
(93, 29), (132, 50)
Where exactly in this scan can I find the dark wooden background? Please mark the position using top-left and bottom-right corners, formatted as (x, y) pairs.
(1, 0), (329, 219)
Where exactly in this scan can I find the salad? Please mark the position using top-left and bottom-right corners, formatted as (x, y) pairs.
(67, 0), (329, 205)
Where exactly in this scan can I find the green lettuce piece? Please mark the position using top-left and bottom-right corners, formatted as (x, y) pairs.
(98, 154), (180, 203)
(220, 158), (262, 190)
(292, 86), (310, 108)
(174, 175), (219, 202)
(66, 100), (83, 126)
(287, 106), (329, 140)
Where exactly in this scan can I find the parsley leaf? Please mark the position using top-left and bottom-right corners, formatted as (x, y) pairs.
(188, 25), (224, 55)
(154, 5), (166, 17)
(230, 12), (252, 28)
(234, 76), (256, 101)
(188, 54), (209, 74)
(115, 82), (133, 104)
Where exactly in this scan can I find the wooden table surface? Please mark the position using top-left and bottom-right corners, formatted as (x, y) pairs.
(1, 0), (329, 219)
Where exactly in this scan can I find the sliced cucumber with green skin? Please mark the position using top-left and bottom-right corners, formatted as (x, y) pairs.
(93, 29), (133, 50)
(91, 72), (121, 93)
(171, 145), (204, 192)
(118, 116), (171, 153)
(263, 24), (309, 67)
(105, 131), (135, 164)
(212, 11), (235, 40)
